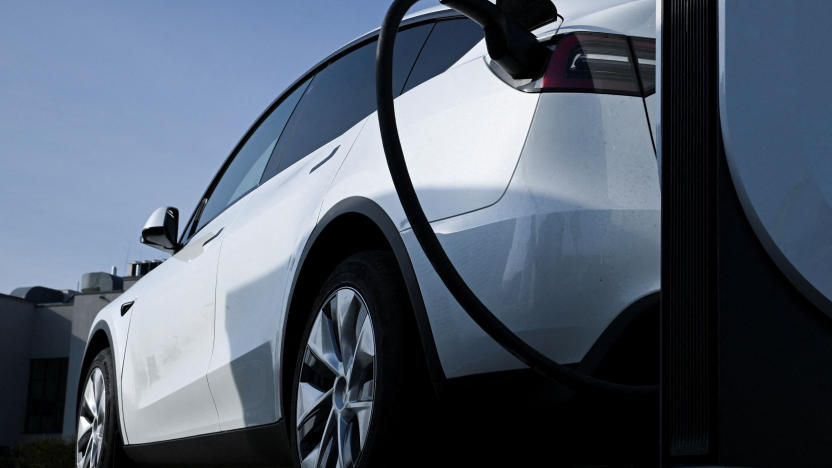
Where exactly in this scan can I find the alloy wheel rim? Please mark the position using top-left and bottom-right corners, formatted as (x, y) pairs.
(77, 367), (107, 468)
(296, 287), (376, 468)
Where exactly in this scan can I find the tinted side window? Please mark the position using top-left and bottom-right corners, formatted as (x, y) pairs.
(393, 24), (434, 94)
(195, 80), (309, 233)
(403, 19), (484, 93)
(262, 24), (431, 179)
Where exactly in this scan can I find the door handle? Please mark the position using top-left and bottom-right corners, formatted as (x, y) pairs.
(202, 227), (224, 247)
(121, 301), (134, 316)
(310, 145), (340, 173)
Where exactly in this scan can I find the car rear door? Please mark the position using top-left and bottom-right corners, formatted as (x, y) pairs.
(206, 24), (433, 430)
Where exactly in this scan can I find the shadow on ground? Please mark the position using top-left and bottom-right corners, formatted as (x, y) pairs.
(410, 370), (659, 467)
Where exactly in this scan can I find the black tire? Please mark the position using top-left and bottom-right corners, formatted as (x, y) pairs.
(76, 348), (123, 468)
(288, 250), (430, 468)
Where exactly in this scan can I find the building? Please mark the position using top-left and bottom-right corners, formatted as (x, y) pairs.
(0, 261), (160, 450)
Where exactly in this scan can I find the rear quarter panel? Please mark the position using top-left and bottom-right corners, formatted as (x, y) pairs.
(322, 55), (540, 229)
(404, 93), (660, 377)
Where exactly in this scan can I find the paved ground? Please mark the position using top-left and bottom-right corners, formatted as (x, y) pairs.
(428, 371), (659, 467)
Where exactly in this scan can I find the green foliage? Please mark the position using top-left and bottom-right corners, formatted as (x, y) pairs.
(0, 438), (73, 468)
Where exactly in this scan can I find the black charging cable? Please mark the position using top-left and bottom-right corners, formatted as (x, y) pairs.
(376, 0), (657, 396)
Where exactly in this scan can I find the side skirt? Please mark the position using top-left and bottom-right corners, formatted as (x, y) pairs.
(122, 421), (290, 467)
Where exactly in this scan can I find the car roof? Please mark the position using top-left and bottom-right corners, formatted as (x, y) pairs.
(271, 7), (461, 110)
(330, 6), (460, 68)
(283, 0), (654, 103)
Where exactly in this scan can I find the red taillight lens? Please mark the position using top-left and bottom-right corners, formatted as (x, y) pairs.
(630, 37), (656, 95)
(542, 32), (639, 95)
(512, 32), (655, 97)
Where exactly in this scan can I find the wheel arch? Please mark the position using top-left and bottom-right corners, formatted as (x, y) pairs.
(578, 291), (660, 385)
(280, 197), (444, 417)
(76, 320), (132, 448)
(77, 324), (113, 410)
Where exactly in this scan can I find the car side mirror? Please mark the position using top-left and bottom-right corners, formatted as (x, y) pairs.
(141, 206), (181, 253)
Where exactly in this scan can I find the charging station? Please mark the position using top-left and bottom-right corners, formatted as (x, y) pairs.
(378, 0), (831, 466)
(661, 0), (832, 465)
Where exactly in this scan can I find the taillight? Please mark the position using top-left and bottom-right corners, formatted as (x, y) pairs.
(505, 32), (655, 97)
(630, 37), (656, 95)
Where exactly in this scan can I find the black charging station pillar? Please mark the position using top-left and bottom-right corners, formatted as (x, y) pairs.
(661, 1), (832, 466)
(660, 0), (718, 464)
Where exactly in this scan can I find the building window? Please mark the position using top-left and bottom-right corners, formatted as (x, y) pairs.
(24, 358), (68, 434)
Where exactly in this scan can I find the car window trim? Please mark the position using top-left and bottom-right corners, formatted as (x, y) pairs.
(399, 23), (435, 95)
(180, 13), (465, 244)
(262, 20), (466, 183)
(188, 78), (312, 240)
(257, 73), (320, 186)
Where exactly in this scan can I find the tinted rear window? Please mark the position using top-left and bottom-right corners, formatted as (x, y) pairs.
(402, 19), (484, 93)
(262, 24), (431, 179)
(196, 79), (309, 232)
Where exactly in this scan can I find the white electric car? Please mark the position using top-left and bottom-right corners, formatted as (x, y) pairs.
(75, 1), (658, 466)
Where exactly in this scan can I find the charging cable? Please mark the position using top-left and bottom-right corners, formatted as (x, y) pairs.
(376, 0), (657, 395)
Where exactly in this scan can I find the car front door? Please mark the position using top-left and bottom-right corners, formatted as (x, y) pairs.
(120, 80), (308, 443)
(120, 208), (234, 443)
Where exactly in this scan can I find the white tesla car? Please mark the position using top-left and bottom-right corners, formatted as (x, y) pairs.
(75, 1), (658, 466)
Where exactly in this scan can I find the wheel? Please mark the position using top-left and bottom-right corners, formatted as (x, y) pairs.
(288, 251), (429, 468)
(76, 348), (120, 468)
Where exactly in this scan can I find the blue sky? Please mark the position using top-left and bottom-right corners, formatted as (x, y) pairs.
(0, 1), (437, 294)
